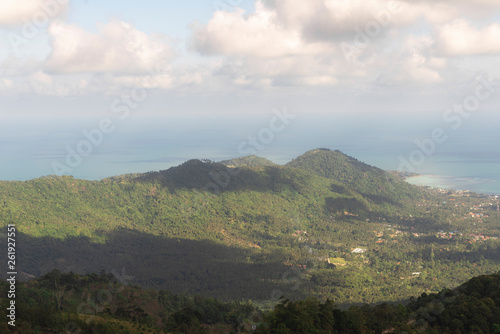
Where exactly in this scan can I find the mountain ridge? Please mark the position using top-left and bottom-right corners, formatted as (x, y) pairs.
(219, 155), (277, 168)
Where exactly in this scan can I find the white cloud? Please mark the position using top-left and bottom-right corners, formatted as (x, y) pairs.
(398, 0), (500, 24)
(190, 0), (500, 90)
(194, 0), (500, 59)
(0, 0), (67, 26)
(372, 35), (444, 87)
(403, 35), (443, 83)
(191, 0), (420, 87)
(3, 0), (500, 98)
(267, 0), (407, 41)
(193, 0), (407, 57)
(192, 4), (330, 58)
(435, 19), (500, 56)
(45, 20), (174, 74)
(243, 0), (473, 43)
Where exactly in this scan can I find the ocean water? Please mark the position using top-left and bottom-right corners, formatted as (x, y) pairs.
(1, 112), (499, 195)
(406, 175), (499, 195)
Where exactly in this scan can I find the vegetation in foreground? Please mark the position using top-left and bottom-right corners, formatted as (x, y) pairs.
(1, 270), (500, 333)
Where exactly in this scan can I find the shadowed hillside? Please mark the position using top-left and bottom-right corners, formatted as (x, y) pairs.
(10, 229), (300, 301)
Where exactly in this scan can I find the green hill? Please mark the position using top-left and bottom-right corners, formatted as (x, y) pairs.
(0, 157), (414, 243)
(220, 155), (277, 168)
(286, 148), (422, 202)
(1, 149), (500, 306)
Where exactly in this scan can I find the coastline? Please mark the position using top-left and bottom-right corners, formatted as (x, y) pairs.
(405, 174), (500, 196)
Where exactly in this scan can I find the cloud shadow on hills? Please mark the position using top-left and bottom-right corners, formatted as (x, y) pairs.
(8, 229), (303, 301)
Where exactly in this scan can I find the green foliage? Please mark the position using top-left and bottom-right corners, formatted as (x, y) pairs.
(286, 148), (424, 203)
(1, 149), (500, 307)
(406, 273), (500, 333)
(0, 270), (256, 333)
(220, 155), (277, 168)
(257, 272), (500, 334)
(4, 271), (500, 333)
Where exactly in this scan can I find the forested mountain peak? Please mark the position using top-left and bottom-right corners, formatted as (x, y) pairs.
(286, 148), (382, 175)
(285, 148), (416, 198)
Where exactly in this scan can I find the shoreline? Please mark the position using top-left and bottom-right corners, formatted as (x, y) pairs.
(405, 174), (500, 196)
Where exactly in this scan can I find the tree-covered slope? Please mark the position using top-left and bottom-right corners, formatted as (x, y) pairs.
(0, 270), (256, 333)
(254, 272), (500, 334)
(3, 269), (500, 334)
(286, 148), (421, 202)
(2, 150), (499, 306)
(220, 155), (277, 168)
(1, 161), (406, 242)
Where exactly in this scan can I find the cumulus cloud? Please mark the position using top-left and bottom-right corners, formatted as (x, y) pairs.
(194, 0), (500, 58)
(264, 0), (409, 41)
(191, 0), (413, 87)
(193, 0), (404, 57)
(399, 36), (443, 84)
(45, 20), (174, 74)
(3, 0), (500, 97)
(191, 4), (330, 58)
(0, 0), (67, 26)
(190, 0), (500, 89)
(193, 0), (465, 56)
(435, 19), (500, 56)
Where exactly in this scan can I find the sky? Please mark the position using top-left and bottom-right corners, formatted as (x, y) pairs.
(1, 0), (500, 181)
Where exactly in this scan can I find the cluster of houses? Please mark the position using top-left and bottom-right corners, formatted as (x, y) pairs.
(400, 272), (422, 280)
(291, 230), (308, 236)
(435, 230), (498, 242)
(467, 234), (498, 242)
(436, 231), (461, 239)
(467, 211), (488, 219)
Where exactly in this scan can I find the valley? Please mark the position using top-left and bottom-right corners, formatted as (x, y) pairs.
(1, 149), (499, 310)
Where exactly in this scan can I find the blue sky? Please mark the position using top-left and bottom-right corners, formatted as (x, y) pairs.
(67, 0), (230, 37)
(0, 0), (500, 180)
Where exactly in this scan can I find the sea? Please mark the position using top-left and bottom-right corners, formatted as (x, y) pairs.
(2, 111), (499, 195)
